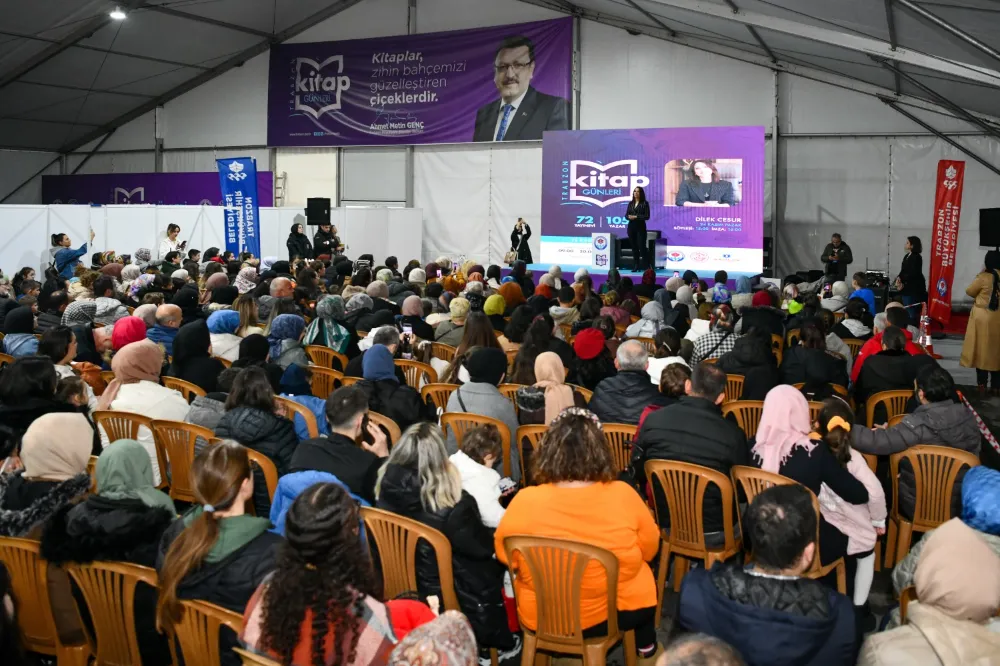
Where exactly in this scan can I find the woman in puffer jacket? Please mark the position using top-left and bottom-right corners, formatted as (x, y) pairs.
(214, 367), (298, 516)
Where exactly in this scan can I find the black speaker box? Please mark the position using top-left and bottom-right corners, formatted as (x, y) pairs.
(306, 197), (331, 225)
(980, 208), (1000, 247)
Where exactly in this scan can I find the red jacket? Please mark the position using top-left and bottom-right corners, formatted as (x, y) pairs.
(851, 330), (925, 383)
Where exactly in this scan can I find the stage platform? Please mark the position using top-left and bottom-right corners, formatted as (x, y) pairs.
(513, 263), (762, 290)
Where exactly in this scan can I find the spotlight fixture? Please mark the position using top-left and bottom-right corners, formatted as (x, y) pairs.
(109, 6), (127, 20)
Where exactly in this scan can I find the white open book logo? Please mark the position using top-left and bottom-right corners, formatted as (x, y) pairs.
(294, 56), (351, 119)
(569, 160), (650, 208)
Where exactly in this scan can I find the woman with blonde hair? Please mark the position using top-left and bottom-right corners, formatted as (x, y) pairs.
(156, 441), (282, 666)
(376, 422), (514, 655)
(232, 294), (263, 337)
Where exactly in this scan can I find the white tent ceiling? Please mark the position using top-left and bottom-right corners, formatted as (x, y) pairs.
(0, 0), (999, 153)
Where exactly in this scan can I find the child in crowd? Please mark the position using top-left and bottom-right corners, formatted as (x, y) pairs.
(56, 376), (90, 408)
(850, 271), (877, 315)
(711, 270), (730, 303)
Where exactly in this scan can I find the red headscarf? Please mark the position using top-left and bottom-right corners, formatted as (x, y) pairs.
(534, 284), (553, 300)
(111, 316), (148, 351)
(752, 290), (772, 308)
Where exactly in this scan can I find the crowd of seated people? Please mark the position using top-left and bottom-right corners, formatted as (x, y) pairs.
(0, 248), (997, 666)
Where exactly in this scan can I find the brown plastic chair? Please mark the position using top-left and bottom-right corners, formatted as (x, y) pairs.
(884, 445), (979, 567)
(151, 420), (215, 503)
(369, 411), (402, 446)
(233, 647), (282, 666)
(842, 338), (864, 359)
(865, 389), (912, 427)
(833, 312), (846, 324)
(441, 413), (512, 478)
(729, 466), (846, 593)
(274, 396), (320, 439)
(887, 413), (906, 428)
(63, 560), (158, 666)
(721, 400), (764, 438)
(340, 376), (362, 387)
(0, 352), (14, 367)
(559, 323), (574, 342)
(0, 537), (90, 665)
(701, 357), (718, 365)
(169, 599), (243, 666)
(899, 586), (918, 624)
(88, 455), (99, 493)
(770, 334), (783, 365)
(100, 370), (116, 385)
(862, 453), (878, 473)
(807, 401), (824, 424)
(162, 376), (207, 403)
(502, 535), (637, 666)
(634, 337), (657, 354)
(305, 344), (348, 371)
(603, 423), (637, 474)
(568, 384), (593, 403)
(395, 359), (438, 389)
(93, 409), (154, 444)
(498, 383), (525, 415)
(504, 347), (519, 372)
(724, 375), (745, 403)
(614, 323), (628, 338)
(213, 356), (233, 368)
(638, 296), (651, 307)
(515, 425), (547, 483)
(645, 461), (742, 618)
(245, 449), (279, 510)
(421, 383), (460, 411)
(786, 328), (801, 347)
(309, 366), (343, 399)
(356, 330), (370, 338)
(431, 342), (457, 363)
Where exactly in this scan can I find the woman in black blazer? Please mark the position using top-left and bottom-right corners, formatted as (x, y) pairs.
(510, 218), (533, 264)
(675, 159), (736, 207)
(626, 186), (651, 271)
(896, 236), (927, 325)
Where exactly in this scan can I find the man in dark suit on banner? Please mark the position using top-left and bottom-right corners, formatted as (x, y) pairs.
(472, 35), (569, 142)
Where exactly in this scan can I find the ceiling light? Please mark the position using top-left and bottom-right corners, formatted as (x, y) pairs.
(109, 6), (127, 20)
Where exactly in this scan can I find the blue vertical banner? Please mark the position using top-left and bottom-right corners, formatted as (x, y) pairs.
(217, 157), (261, 257)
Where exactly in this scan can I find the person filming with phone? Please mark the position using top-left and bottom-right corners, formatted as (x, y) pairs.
(158, 223), (187, 261)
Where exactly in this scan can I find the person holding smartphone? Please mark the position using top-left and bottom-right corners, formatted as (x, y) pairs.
(158, 223), (186, 261)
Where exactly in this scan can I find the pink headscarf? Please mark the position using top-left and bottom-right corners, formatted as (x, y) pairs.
(751, 385), (817, 472)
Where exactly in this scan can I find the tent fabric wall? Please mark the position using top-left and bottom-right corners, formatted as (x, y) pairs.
(0, 150), (59, 204)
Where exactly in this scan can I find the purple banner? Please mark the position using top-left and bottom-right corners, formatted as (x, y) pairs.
(540, 127), (766, 274)
(267, 18), (573, 147)
(42, 172), (275, 207)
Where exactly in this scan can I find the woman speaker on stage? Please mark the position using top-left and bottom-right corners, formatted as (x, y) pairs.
(626, 186), (650, 271)
(509, 218), (533, 264)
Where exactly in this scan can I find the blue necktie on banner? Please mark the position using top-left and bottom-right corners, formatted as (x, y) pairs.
(217, 157), (261, 258)
(495, 104), (513, 141)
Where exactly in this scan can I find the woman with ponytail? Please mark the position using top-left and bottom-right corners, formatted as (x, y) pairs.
(156, 441), (282, 666)
(812, 397), (886, 621)
(240, 482), (434, 665)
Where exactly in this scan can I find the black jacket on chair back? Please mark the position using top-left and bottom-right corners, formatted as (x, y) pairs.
(376, 463), (512, 649)
(716, 337), (781, 401)
(214, 406), (298, 515)
(588, 370), (669, 425)
(779, 346), (849, 392)
(358, 378), (431, 433)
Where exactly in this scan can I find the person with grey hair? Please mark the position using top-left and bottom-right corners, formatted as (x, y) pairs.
(343, 326), (407, 384)
(661, 634), (745, 666)
(269, 277), (293, 299)
(588, 340), (668, 424)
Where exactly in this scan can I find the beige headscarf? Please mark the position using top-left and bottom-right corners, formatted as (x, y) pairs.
(21, 413), (93, 481)
(96, 339), (164, 410)
(534, 352), (575, 424)
(915, 518), (1000, 622)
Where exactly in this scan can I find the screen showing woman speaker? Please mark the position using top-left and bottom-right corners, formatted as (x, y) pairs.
(666, 158), (742, 208)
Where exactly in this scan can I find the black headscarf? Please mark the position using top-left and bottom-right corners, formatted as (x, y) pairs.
(167, 320), (223, 392)
(211, 286), (238, 306)
(231, 334), (283, 392)
(3, 306), (34, 334)
(682, 270), (698, 286)
(987, 250), (1000, 311)
(170, 286), (202, 324)
(511, 260), (526, 279)
(486, 265), (502, 284)
(271, 260), (291, 276)
(466, 347), (508, 386)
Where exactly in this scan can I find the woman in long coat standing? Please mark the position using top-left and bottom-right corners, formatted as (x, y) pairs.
(961, 250), (1000, 396)
(511, 218), (533, 264)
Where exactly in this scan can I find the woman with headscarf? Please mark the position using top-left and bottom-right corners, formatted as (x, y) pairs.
(599, 268), (622, 295)
(961, 250), (1000, 396)
(624, 301), (665, 339)
(267, 314), (309, 370)
(286, 223), (313, 262)
(129, 273), (156, 303)
(166, 320), (227, 393)
(206, 310), (243, 362)
(234, 266), (258, 295)
(509, 260), (534, 300)
(39, 439), (175, 666)
(435, 297), (470, 347)
(389, 611), (478, 666)
(208, 285), (239, 312)
(672, 284), (699, 322)
(302, 295), (351, 358)
(132, 304), (158, 329)
(663, 276), (684, 301)
(497, 281), (526, 316)
(99, 340), (189, 484)
(110, 316), (148, 352)
(483, 294), (507, 335)
(731, 276), (754, 312)
(599, 291), (631, 326)
(633, 269), (659, 300)
(485, 265), (503, 291)
(118, 264), (141, 297)
(859, 518), (1000, 664)
(367, 280), (401, 316)
(359, 344), (429, 432)
(750, 385), (868, 568)
(2, 306), (38, 357)
(533, 282), (553, 301)
(400, 295), (434, 341)
(200, 270), (229, 305)
(515, 351), (586, 428)
(229, 334), (284, 393)
(99, 261), (124, 282)
(820, 280), (851, 313)
(170, 284), (204, 325)
(345, 293), (394, 333)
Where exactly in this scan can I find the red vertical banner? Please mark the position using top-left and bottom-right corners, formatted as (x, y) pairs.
(927, 160), (965, 324)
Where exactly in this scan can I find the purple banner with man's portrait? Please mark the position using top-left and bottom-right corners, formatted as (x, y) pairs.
(42, 172), (274, 207)
(539, 127), (766, 274)
(267, 18), (573, 147)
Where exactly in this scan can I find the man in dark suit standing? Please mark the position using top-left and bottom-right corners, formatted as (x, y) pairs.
(472, 36), (569, 142)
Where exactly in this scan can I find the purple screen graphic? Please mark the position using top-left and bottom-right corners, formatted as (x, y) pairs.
(267, 18), (572, 147)
(42, 172), (275, 207)
(540, 127), (765, 270)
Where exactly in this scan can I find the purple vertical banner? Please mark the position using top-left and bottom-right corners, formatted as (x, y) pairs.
(42, 172), (275, 206)
(268, 18), (572, 146)
(539, 127), (766, 274)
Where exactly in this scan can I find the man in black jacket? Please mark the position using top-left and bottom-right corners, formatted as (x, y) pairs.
(853, 326), (937, 406)
(290, 386), (388, 504)
(632, 362), (748, 535)
(821, 232), (853, 281)
(343, 327), (408, 384)
(588, 340), (668, 424)
(36, 290), (69, 333)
